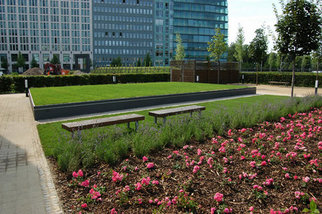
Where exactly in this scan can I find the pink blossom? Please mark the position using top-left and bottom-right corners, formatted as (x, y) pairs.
(97, 171), (101, 176)
(250, 161), (256, 168)
(124, 185), (130, 192)
(112, 171), (123, 182)
(149, 199), (153, 204)
(110, 208), (117, 214)
(72, 171), (78, 178)
(80, 180), (89, 187)
(152, 180), (159, 185)
(193, 165), (200, 174)
(249, 206), (254, 211)
(197, 148), (202, 156)
(183, 145), (189, 149)
(214, 192), (223, 202)
(309, 159), (319, 167)
(285, 173), (290, 179)
(142, 156), (148, 162)
(135, 182), (142, 191)
(224, 208), (232, 213)
(302, 176), (310, 183)
(167, 155), (172, 159)
(77, 169), (84, 177)
(219, 146), (226, 153)
(261, 161), (267, 166)
(211, 207), (216, 214)
(138, 198), (142, 204)
(81, 203), (87, 208)
(173, 150), (180, 155)
(146, 162), (154, 169)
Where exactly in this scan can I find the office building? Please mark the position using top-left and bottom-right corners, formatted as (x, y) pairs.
(173, 0), (228, 60)
(0, 0), (92, 72)
(92, 0), (154, 67)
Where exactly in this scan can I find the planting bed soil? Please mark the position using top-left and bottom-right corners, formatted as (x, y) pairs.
(50, 108), (321, 213)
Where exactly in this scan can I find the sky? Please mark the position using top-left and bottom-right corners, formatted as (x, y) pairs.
(228, 0), (281, 51)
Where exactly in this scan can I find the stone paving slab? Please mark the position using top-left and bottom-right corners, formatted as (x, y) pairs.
(0, 94), (62, 214)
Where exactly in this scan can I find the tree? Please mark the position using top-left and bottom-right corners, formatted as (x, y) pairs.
(16, 52), (26, 73)
(227, 43), (237, 62)
(301, 55), (311, 72)
(136, 58), (141, 67)
(274, 0), (321, 97)
(249, 27), (268, 84)
(143, 53), (152, 67)
(31, 56), (38, 68)
(207, 28), (228, 84)
(50, 54), (60, 64)
(1, 57), (8, 73)
(234, 25), (245, 72)
(111, 57), (122, 67)
(175, 34), (185, 61)
(268, 52), (276, 71)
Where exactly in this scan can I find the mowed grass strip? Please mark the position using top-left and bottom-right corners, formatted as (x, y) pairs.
(30, 82), (246, 106)
(38, 95), (287, 157)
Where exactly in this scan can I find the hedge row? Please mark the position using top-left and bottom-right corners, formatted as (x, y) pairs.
(0, 73), (170, 94)
(241, 72), (322, 87)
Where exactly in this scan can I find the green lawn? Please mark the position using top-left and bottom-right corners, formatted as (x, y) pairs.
(38, 95), (288, 157)
(30, 82), (246, 106)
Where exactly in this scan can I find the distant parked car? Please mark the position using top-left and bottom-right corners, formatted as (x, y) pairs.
(312, 71), (322, 73)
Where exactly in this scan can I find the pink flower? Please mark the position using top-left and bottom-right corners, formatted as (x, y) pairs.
(193, 165), (200, 174)
(294, 191), (301, 199)
(77, 169), (83, 177)
(110, 208), (117, 214)
(167, 155), (172, 159)
(112, 171), (123, 182)
(152, 180), (159, 185)
(183, 145), (189, 149)
(224, 208), (232, 213)
(135, 182), (142, 191)
(81, 180), (89, 187)
(138, 198), (142, 204)
(142, 156), (148, 162)
(211, 207), (216, 214)
(261, 161), (267, 166)
(97, 171), (101, 176)
(214, 192), (223, 202)
(81, 203), (87, 208)
(285, 173), (290, 179)
(141, 177), (151, 186)
(147, 162), (154, 169)
(302, 176), (310, 183)
(249, 206), (254, 211)
(197, 149), (202, 156)
(250, 161), (256, 168)
(72, 171), (78, 178)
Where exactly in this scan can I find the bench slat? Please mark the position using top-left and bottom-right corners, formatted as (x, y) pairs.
(62, 114), (145, 132)
(149, 105), (206, 117)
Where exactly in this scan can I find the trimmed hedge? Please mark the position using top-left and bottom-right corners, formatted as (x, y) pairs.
(241, 72), (322, 87)
(0, 73), (170, 94)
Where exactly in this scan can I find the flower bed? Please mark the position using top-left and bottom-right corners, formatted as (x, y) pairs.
(51, 107), (321, 213)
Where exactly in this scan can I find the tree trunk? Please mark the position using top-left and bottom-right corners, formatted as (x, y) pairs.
(316, 59), (319, 95)
(239, 61), (242, 73)
(217, 60), (220, 84)
(291, 59), (295, 98)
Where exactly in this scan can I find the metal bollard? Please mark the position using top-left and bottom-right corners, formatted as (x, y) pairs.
(25, 79), (29, 97)
(315, 80), (319, 95)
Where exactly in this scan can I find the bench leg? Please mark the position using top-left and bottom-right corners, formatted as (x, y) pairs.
(190, 112), (193, 117)
(135, 121), (139, 131)
(127, 122), (130, 129)
(154, 117), (157, 124)
(163, 117), (167, 125)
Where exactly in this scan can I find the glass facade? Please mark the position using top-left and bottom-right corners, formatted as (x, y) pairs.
(0, 0), (92, 72)
(93, 0), (154, 67)
(154, 0), (173, 66)
(173, 0), (228, 60)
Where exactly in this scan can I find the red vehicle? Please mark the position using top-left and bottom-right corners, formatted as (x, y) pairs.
(44, 63), (69, 75)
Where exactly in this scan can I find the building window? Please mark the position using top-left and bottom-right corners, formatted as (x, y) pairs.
(137, 0), (139, 4)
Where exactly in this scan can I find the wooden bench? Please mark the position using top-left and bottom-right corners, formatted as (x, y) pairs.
(268, 81), (289, 86)
(62, 114), (145, 134)
(149, 105), (206, 124)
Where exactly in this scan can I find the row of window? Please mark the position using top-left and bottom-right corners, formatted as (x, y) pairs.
(93, 0), (152, 7)
(93, 7), (152, 14)
(94, 23), (152, 32)
(94, 15), (152, 24)
(94, 48), (151, 56)
(94, 32), (152, 40)
(95, 40), (152, 48)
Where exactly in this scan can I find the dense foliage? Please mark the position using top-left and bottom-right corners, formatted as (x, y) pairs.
(0, 73), (170, 94)
(241, 72), (321, 87)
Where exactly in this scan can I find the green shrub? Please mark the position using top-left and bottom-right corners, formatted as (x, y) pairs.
(0, 73), (170, 94)
(241, 72), (321, 87)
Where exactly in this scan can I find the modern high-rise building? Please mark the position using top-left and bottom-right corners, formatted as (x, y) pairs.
(92, 0), (154, 67)
(173, 0), (228, 60)
(0, 0), (92, 73)
(0, 0), (228, 72)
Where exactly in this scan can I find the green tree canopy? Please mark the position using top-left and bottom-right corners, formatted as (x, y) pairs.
(175, 34), (185, 61)
(207, 28), (227, 62)
(249, 27), (268, 69)
(227, 42), (237, 62)
(234, 25), (245, 71)
(136, 58), (141, 67)
(1, 57), (8, 73)
(16, 52), (26, 68)
(111, 57), (122, 67)
(274, 0), (321, 96)
(50, 54), (60, 64)
(31, 56), (38, 68)
(143, 53), (152, 67)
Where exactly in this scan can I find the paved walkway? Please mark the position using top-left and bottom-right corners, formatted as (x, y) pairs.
(245, 84), (321, 97)
(0, 94), (62, 214)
